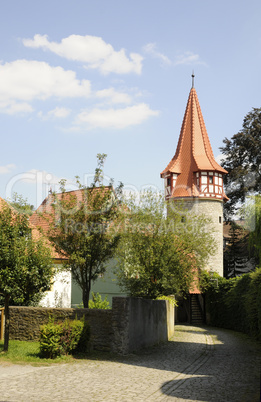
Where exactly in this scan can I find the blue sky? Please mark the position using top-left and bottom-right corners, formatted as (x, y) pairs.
(1, 0), (261, 207)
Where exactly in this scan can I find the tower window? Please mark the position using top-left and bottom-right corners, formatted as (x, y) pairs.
(219, 216), (222, 224)
(167, 178), (171, 186)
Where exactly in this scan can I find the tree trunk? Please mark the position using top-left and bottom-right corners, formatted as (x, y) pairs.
(3, 294), (10, 352)
(82, 287), (90, 308)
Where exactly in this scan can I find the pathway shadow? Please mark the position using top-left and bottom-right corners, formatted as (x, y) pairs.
(160, 375), (261, 402)
(75, 324), (261, 401)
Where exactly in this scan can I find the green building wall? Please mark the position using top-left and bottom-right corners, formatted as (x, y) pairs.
(71, 259), (126, 308)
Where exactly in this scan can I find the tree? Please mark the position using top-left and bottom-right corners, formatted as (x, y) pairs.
(0, 201), (53, 351)
(48, 154), (123, 308)
(115, 191), (215, 299)
(8, 192), (34, 215)
(242, 195), (261, 267)
(220, 107), (261, 218)
(223, 221), (254, 278)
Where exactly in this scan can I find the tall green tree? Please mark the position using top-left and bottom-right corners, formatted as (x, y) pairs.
(115, 191), (215, 299)
(223, 221), (253, 278)
(0, 202), (53, 351)
(48, 154), (123, 308)
(220, 107), (261, 218)
(242, 195), (261, 267)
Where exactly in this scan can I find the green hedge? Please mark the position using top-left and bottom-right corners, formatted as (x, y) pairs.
(40, 318), (90, 359)
(200, 268), (261, 339)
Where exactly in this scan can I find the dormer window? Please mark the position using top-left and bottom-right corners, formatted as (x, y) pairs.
(164, 173), (178, 199)
(195, 171), (224, 199)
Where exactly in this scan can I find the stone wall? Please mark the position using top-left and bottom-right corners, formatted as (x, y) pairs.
(9, 306), (113, 351)
(8, 297), (174, 354)
(111, 297), (175, 354)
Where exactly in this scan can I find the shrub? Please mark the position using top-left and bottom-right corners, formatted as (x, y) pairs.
(39, 319), (62, 359)
(40, 318), (90, 358)
(156, 295), (177, 307)
(200, 268), (261, 339)
(89, 292), (110, 309)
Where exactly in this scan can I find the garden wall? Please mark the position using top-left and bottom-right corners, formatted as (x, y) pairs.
(111, 297), (174, 354)
(9, 306), (112, 351)
(8, 297), (174, 354)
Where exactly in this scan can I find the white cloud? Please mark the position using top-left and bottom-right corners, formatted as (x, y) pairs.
(143, 43), (171, 66)
(75, 103), (160, 129)
(48, 107), (71, 118)
(38, 107), (71, 120)
(0, 100), (33, 115)
(0, 164), (16, 174)
(174, 51), (207, 66)
(0, 60), (91, 114)
(23, 34), (143, 75)
(96, 88), (132, 105)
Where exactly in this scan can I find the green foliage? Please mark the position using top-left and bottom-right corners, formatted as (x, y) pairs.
(0, 203), (52, 305)
(39, 320), (63, 359)
(156, 295), (177, 307)
(201, 268), (261, 339)
(0, 202), (53, 351)
(223, 220), (253, 278)
(116, 191), (215, 299)
(242, 195), (261, 266)
(7, 192), (34, 216)
(48, 154), (123, 307)
(89, 292), (110, 309)
(40, 318), (90, 358)
(220, 107), (261, 217)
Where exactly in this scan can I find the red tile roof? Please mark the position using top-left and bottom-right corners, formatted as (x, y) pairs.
(29, 186), (115, 259)
(0, 197), (60, 259)
(161, 88), (228, 199)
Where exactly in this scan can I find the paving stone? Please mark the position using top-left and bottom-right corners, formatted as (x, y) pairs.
(0, 325), (260, 401)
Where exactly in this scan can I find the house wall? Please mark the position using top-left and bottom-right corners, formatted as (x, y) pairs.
(71, 259), (126, 308)
(39, 265), (71, 308)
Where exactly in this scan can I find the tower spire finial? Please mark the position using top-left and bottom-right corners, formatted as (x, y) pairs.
(192, 71), (195, 88)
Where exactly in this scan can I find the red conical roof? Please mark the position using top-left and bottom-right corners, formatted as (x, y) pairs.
(161, 87), (228, 199)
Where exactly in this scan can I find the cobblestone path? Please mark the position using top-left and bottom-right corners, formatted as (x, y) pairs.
(0, 325), (260, 401)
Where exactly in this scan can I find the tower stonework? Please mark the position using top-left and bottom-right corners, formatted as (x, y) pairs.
(161, 86), (228, 277)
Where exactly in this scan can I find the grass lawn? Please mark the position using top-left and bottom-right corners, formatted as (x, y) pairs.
(0, 340), (75, 365)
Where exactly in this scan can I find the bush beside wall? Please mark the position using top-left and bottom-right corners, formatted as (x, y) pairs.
(201, 268), (261, 339)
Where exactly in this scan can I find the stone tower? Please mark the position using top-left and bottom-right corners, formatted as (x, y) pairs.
(161, 82), (228, 277)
